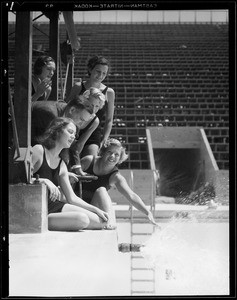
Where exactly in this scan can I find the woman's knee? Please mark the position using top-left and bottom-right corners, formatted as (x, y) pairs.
(48, 212), (90, 231)
(95, 186), (107, 195)
(82, 144), (99, 157)
(94, 187), (109, 203)
(74, 212), (90, 229)
(92, 187), (112, 210)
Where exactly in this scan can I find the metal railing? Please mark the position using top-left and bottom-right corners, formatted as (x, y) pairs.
(129, 169), (157, 296)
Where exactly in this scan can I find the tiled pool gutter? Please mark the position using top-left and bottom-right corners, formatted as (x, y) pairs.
(115, 203), (229, 221)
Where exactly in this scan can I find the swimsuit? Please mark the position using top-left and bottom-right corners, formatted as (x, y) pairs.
(81, 157), (118, 203)
(79, 81), (108, 147)
(33, 147), (65, 213)
(78, 115), (98, 137)
(67, 115), (98, 167)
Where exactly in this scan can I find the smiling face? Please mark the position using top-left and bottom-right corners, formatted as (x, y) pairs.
(39, 61), (56, 81)
(103, 145), (122, 165)
(58, 122), (77, 148)
(90, 64), (108, 83)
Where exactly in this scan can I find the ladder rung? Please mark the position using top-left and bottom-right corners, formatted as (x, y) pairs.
(131, 279), (154, 282)
(131, 255), (143, 259)
(131, 232), (152, 235)
(131, 219), (151, 224)
(132, 291), (155, 294)
(131, 267), (154, 270)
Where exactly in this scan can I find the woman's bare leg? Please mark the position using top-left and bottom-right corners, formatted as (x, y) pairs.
(81, 144), (99, 157)
(48, 210), (89, 231)
(61, 203), (107, 230)
(90, 187), (117, 228)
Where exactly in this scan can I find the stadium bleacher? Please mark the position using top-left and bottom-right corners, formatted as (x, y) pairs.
(8, 22), (229, 170)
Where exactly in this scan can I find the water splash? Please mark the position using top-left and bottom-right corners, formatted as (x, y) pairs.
(140, 215), (229, 295)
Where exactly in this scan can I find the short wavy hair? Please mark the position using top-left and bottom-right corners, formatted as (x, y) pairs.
(38, 117), (78, 149)
(65, 95), (94, 115)
(99, 138), (129, 165)
(33, 55), (55, 75)
(80, 87), (106, 110)
(86, 55), (111, 76)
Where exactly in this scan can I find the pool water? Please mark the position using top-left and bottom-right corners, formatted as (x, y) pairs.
(117, 216), (229, 296)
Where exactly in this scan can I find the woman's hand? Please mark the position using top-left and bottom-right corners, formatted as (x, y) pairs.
(44, 179), (61, 202)
(100, 139), (107, 150)
(72, 166), (88, 176)
(68, 172), (79, 185)
(94, 208), (109, 222)
(36, 78), (52, 96)
(147, 211), (161, 228)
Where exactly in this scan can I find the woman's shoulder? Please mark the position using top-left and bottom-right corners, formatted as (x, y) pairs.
(82, 154), (94, 162)
(32, 144), (44, 160)
(81, 154), (94, 168)
(105, 87), (115, 98)
(101, 84), (114, 93)
(32, 144), (44, 154)
(106, 86), (114, 92)
(108, 168), (121, 185)
(74, 81), (83, 88)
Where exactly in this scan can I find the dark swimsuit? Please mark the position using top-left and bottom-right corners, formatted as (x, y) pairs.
(34, 147), (65, 213)
(78, 115), (98, 137)
(81, 157), (118, 203)
(79, 81), (108, 147)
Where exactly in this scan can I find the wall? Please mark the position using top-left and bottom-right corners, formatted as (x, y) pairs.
(8, 10), (228, 23)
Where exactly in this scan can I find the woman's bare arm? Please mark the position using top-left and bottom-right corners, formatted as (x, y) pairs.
(59, 160), (108, 221)
(100, 88), (115, 146)
(111, 172), (158, 225)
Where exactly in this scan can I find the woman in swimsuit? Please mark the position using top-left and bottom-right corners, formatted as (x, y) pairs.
(32, 56), (56, 102)
(79, 138), (159, 228)
(65, 87), (106, 176)
(32, 117), (111, 231)
(66, 55), (115, 158)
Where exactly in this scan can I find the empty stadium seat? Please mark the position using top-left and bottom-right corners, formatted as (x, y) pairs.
(8, 22), (229, 170)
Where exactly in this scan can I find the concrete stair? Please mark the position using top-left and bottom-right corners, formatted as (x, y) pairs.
(9, 183), (48, 233)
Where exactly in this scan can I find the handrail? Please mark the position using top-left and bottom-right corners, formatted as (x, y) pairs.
(129, 168), (156, 295)
(8, 82), (20, 160)
(145, 128), (156, 170)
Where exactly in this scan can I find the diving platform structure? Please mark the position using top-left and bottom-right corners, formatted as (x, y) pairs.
(145, 126), (229, 204)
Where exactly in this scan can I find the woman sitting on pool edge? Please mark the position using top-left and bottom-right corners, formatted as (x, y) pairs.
(32, 117), (113, 231)
(71, 138), (158, 227)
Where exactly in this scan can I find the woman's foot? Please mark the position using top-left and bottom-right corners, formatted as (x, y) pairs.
(102, 224), (117, 230)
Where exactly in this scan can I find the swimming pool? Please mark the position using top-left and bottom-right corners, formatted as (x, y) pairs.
(117, 214), (229, 296)
(8, 206), (229, 297)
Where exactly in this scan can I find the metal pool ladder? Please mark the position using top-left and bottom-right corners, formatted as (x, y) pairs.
(129, 170), (156, 296)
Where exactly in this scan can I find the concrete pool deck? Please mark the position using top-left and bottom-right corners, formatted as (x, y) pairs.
(8, 203), (229, 297)
(9, 229), (130, 297)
